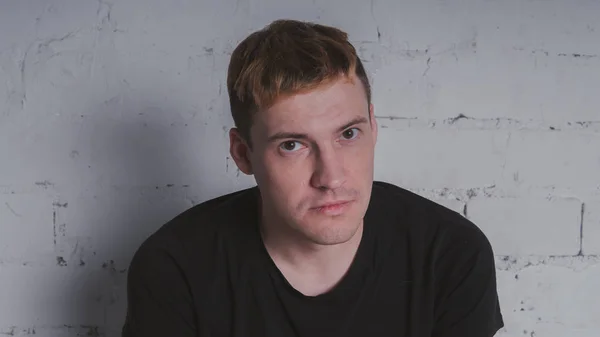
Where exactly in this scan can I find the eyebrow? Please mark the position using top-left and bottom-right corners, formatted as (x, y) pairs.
(266, 116), (369, 143)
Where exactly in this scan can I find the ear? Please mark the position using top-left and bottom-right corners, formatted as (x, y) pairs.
(369, 103), (378, 144)
(229, 128), (254, 175)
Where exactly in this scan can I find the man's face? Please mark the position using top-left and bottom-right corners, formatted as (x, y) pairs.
(233, 75), (378, 246)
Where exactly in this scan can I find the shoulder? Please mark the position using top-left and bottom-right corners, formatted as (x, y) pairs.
(158, 186), (257, 238)
(128, 186), (259, 272)
(122, 189), (260, 337)
(370, 180), (494, 259)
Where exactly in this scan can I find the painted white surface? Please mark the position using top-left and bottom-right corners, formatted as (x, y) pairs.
(1, 0), (599, 336)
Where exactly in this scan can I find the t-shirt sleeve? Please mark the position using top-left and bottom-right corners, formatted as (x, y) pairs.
(121, 240), (196, 337)
(432, 223), (504, 337)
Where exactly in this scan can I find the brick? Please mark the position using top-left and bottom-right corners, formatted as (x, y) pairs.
(374, 128), (509, 189)
(0, 111), (232, 190)
(408, 189), (466, 215)
(496, 260), (600, 337)
(0, 265), (109, 326)
(468, 197), (581, 255)
(371, 0), (600, 121)
(399, 47), (600, 122)
(0, 114), (81, 189)
(0, 325), (104, 337)
(0, 0), (97, 50)
(105, 281), (127, 337)
(502, 132), (600, 190)
(56, 185), (204, 267)
(583, 195), (600, 255)
(428, 197), (465, 215)
(0, 193), (55, 262)
(248, 0), (378, 43)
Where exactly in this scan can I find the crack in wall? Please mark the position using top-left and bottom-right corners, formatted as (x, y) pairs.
(4, 202), (21, 217)
(579, 202), (585, 255)
(495, 254), (600, 272)
(375, 114), (600, 132)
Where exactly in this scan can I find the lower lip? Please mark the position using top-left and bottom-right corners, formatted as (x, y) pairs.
(313, 201), (352, 216)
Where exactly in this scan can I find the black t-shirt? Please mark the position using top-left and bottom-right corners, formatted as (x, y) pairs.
(122, 181), (504, 337)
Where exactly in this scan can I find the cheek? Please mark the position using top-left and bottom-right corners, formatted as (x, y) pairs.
(264, 151), (310, 177)
(344, 143), (375, 173)
(261, 153), (312, 196)
(250, 149), (312, 216)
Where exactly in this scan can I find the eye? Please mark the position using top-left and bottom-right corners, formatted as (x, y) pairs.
(341, 128), (359, 140)
(280, 141), (303, 152)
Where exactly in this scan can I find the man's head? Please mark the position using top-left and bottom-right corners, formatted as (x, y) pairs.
(227, 19), (377, 246)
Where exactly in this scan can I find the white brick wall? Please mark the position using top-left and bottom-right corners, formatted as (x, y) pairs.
(0, 0), (598, 336)
(468, 197), (582, 256)
(496, 258), (600, 337)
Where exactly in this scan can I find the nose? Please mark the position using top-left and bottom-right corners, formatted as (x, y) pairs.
(310, 146), (346, 190)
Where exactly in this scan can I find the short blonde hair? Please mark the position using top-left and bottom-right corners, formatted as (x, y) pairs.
(227, 19), (371, 146)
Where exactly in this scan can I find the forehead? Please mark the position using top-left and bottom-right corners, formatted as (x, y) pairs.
(256, 77), (368, 132)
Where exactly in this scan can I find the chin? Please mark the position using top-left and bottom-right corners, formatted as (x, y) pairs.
(304, 224), (361, 246)
(297, 210), (363, 246)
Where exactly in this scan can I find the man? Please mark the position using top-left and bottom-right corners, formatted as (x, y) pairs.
(122, 19), (504, 337)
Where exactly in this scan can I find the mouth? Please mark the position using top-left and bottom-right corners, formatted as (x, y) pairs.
(311, 200), (353, 216)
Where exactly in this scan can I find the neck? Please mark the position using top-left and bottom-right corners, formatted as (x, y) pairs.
(261, 217), (364, 270)
(259, 204), (364, 296)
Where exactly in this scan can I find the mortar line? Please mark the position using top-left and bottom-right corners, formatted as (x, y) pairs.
(578, 202), (585, 256)
(53, 209), (57, 247)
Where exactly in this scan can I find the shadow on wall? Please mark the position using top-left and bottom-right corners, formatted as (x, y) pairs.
(54, 95), (207, 337)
